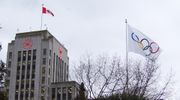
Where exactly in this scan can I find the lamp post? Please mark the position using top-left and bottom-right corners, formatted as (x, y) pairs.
(0, 43), (1, 51)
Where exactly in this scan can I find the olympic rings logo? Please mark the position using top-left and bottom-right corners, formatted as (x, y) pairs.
(131, 32), (160, 56)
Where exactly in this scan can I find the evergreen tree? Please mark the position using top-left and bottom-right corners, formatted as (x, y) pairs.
(0, 60), (6, 86)
(0, 44), (8, 100)
(75, 82), (87, 100)
(0, 91), (8, 100)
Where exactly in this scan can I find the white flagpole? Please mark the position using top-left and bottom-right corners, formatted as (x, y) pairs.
(125, 19), (129, 92)
(40, 4), (44, 30)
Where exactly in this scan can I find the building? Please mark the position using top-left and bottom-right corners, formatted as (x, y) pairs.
(6, 30), (77, 100)
(51, 81), (81, 100)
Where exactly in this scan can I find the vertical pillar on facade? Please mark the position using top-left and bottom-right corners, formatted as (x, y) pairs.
(55, 88), (57, 100)
(66, 86), (68, 100)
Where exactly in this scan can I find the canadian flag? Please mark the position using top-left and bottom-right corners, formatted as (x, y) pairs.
(42, 7), (54, 16)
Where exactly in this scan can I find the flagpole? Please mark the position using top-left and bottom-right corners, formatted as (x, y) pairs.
(40, 4), (44, 30)
(125, 19), (129, 93)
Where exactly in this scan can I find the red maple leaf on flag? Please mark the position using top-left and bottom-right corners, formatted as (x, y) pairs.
(42, 7), (54, 16)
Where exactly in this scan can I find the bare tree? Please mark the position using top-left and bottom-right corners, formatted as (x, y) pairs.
(74, 55), (172, 99)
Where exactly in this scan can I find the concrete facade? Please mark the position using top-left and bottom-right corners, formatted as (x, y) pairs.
(50, 81), (80, 100)
(6, 30), (70, 100)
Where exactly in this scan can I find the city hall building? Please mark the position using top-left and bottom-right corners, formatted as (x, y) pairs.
(6, 30), (80, 100)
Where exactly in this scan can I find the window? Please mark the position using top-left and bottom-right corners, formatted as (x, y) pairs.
(18, 51), (21, 62)
(31, 80), (34, 85)
(20, 91), (23, 100)
(67, 65), (69, 79)
(21, 83), (24, 89)
(9, 52), (12, 59)
(15, 92), (18, 100)
(42, 67), (46, 75)
(22, 65), (25, 70)
(27, 61), (31, 70)
(32, 60), (36, 69)
(17, 70), (20, 77)
(63, 92), (66, 100)
(49, 68), (50, 75)
(52, 88), (55, 100)
(57, 88), (61, 100)
(41, 96), (45, 100)
(33, 49), (36, 60)
(16, 84), (19, 90)
(28, 50), (31, 60)
(49, 59), (51, 66)
(16, 74), (20, 80)
(27, 69), (30, 74)
(25, 92), (28, 99)
(42, 58), (46, 65)
(32, 68), (35, 74)
(48, 77), (50, 85)
(27, 74), (30, 79)
(8, 61), (11, 68)
(42, 76), (45, 84)
(17, 65), (20, 70)
(63, 87), (66, 93)
(21, 73), (25, 79)
(30, 89), (34, 98)
(43, 48), (47, 55)
(68, 87), (72, 100)
(26, 84), (29, 90)
(31, 82), (34, 89)
(23, 51), (26, 61)
(49, 50), (51, 57)
(32, 73), (35, 79)
(63, 87), (66, 100)
(27, 61), (31, 65)
(22, 61), (26, 65)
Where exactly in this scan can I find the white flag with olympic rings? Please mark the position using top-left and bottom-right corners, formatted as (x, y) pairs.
(128, 25), (161, 60)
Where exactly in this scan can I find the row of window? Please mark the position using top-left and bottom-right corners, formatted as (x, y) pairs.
(18, 50), (36, 62)
(15, 50), (36, 100)
(41, 48), (48, 98)
(8, 48), (50, 67)
(52, 53), (68, 82)
(15, 91), (34, 100)
(52, 87), (72, 100)
(7, 52), (12, 82)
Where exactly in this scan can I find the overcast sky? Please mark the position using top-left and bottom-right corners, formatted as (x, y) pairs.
(0, 0), (180, 99)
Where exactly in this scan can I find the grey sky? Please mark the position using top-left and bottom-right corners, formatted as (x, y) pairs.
(0, 0), (180, 99)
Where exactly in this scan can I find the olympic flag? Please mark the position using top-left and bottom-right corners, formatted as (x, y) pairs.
(128, 25), (161, 60)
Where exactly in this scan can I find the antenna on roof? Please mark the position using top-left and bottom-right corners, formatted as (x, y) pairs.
(29, 26), (32, 31)
(0, 24), (2, 29)
(44, 24), (48, 30)
(17, 28), (19, 32)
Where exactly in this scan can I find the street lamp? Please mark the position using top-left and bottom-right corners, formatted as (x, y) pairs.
(0, 43), (2, 51)
(0, 27), (2, 51)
